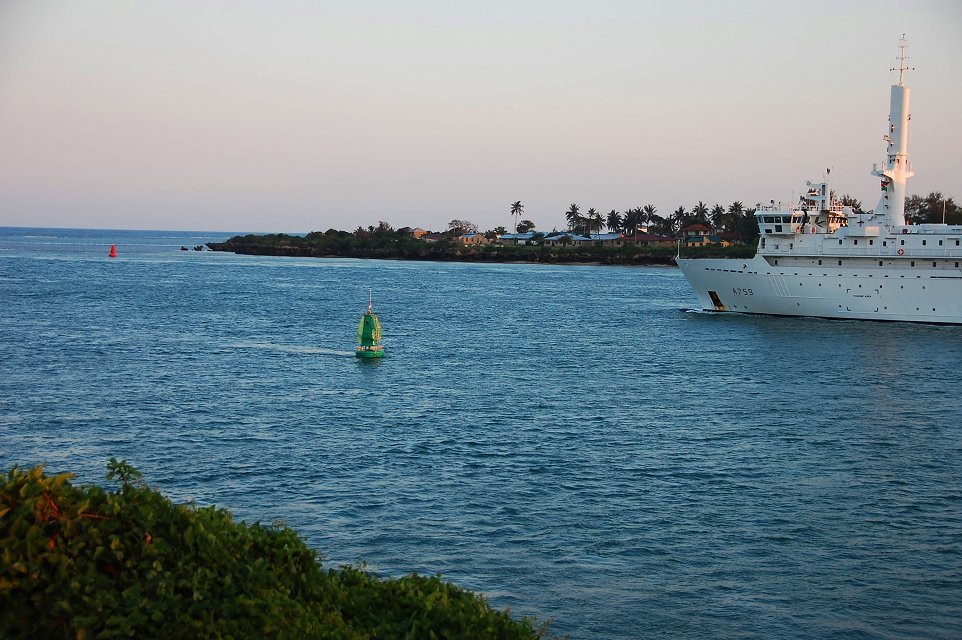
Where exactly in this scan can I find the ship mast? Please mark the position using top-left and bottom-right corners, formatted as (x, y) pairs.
(872, 35), (915, 226)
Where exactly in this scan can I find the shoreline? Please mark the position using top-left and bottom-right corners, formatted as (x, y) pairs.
(207, 243), (680, 267)
(207, 235), (755, 267)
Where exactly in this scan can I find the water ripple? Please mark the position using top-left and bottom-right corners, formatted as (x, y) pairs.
(2, 229), (962, 639)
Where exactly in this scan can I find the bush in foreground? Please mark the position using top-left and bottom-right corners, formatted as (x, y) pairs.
(0, 462), (552, 639)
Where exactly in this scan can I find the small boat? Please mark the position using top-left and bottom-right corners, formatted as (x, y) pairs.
(356, 290), (384, 358)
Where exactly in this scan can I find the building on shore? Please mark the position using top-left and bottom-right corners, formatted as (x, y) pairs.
(497, 232), (538, 245)
(629, 233), (675, 246)
(457, 233), (490, 246)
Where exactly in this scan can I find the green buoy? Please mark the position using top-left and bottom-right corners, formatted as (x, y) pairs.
(356, 289), (384, 359)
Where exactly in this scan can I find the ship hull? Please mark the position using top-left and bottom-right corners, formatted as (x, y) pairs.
(677, 255), (962, 324)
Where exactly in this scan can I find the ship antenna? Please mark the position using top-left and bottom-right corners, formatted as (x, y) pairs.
(368, 288), (373, 313)
(891, 34), (913, 86)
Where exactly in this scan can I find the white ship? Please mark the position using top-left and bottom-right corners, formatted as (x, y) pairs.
(677, 37), (962, 324)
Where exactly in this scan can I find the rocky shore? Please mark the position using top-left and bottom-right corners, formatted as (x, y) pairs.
(207, 232), (755, 266)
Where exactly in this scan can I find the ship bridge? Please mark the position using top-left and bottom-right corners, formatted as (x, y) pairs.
(755, 202), (850, 238)
(754, 178), (853, 238)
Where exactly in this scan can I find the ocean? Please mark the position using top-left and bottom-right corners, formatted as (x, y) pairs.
(1, 226), (960, 638)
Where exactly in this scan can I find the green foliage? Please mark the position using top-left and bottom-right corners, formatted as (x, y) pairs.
(905, 192), (961, 225)
(605, 210), (622, 233)
(1, 464), (552, 639)
(331, 568), (553, 639)
(106, 457), (142, 489)
(838, 193), (863, 213)
(447, 219), (478, 235)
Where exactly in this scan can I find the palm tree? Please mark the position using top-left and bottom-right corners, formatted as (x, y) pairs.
(672, 206), (688, 235)
(710, 204), (726, 229)
(510, 200), (524, 233)
(726, 201), (746, 240)
(692, 201), (710, 226)
(586, 208), (603, 235)
(621, 209), (641, 236)
(565, 204), (582, 234)
(741, 207), (760, 243)
(641, 204), (657, 232)
(606, 210), (622, 233)
(721, 204), (759, 243)
(649, 213), (672, 236)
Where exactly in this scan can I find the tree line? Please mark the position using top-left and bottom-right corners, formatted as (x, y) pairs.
(560, 201), (759, 242)
(506, 190), (958, 242)
(251, 191), (960, 250)
(905, 192), (962, 225)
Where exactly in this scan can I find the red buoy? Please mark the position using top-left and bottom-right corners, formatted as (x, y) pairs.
(109, 245), (117, 258)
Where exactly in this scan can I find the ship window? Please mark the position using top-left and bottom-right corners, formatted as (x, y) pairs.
(879, 261), (883, 266)
(839, 240), (843, 245)
(911, 261), (915, 267)
(774, 259), (778, 265)
(765, 216), (775, 223)
(957, 240), (960, 246)
(775, 225), (782, 232)
(883, 241), (887, 246)
(854, 240), (858, 245)
(838, 260), (842, 266)
(922, 240), (927, 246)
(933, 262), (937, 267)
(939, 240), (943, 246)
(956, 262), (959, 268)
(900, 239), (905, 245)
(818, 259), (822, 265)
(869, 240), (874, 246)
(761, 239), (766, 248)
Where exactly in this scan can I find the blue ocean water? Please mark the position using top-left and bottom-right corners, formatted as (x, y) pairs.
(1, 226), (961, 639)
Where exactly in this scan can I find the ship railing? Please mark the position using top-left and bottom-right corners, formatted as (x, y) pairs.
(756, 204), (847, 214)
(766, 244), (962, 259)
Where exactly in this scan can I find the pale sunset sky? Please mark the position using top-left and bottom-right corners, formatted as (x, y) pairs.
(1, 0), (960, 233)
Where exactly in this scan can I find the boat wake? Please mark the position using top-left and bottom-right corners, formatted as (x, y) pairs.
(229, 341), (355, 357)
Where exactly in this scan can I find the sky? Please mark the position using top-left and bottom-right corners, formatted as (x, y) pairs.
(1, 0), (960, 233)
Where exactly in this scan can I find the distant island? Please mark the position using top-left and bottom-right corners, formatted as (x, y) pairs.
(205, 199), (777, 264)
(207, 225), (756, 266)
